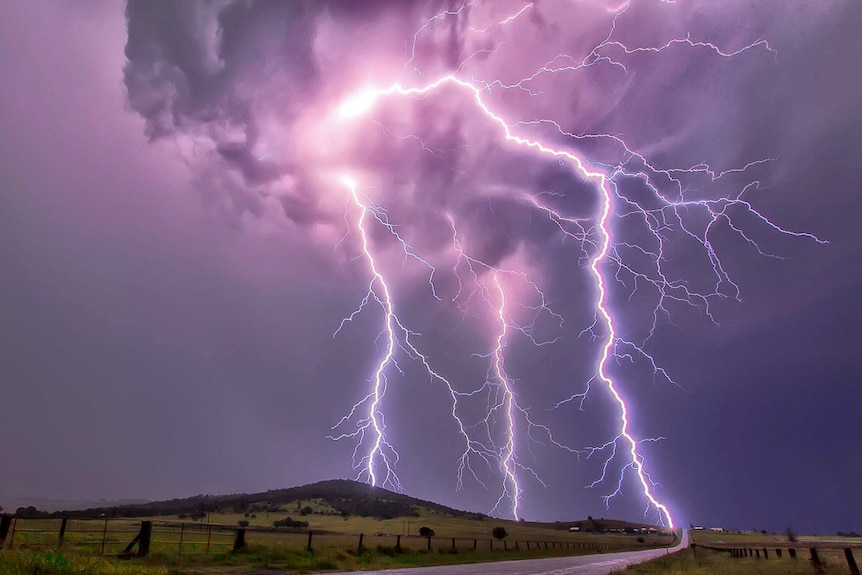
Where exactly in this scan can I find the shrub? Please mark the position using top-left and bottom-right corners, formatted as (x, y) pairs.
(273, 517), (309, 529)
(300, 506), (313, 516)
(492, 527), (508, 540)
(785, 527), (798, 543)
(419, 526), (435, 537)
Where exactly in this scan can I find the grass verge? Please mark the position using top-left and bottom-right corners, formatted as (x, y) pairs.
(610, 546), (851, 574)
(0, 543), (624, 575)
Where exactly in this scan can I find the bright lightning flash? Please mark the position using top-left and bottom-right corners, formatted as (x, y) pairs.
(327, 1), (825, 527)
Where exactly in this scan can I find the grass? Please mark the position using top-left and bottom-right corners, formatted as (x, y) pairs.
(152, 509), (672, 544)
(1, 512), (674, 574)
(0, 550), (169, 575)
(692, 529), (862, 549)
(610, 542), (858, 574)
(0, 515), (674, 575)
(0, 541), (640, 575)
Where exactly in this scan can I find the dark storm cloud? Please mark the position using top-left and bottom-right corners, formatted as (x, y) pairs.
(123, 0), (456, 227)
(124, 1), (319, 220)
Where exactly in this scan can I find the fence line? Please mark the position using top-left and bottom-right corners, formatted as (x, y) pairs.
(0, 516), (665, 558)
(692, 541), (861, 575)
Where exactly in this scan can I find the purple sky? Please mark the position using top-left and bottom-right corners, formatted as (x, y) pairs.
(2, 0), (860, 534)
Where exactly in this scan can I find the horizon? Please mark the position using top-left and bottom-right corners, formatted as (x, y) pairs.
(1, 477), (851, 535)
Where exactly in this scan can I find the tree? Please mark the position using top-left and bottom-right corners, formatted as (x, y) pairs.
(785, 527), (798, 543)
(300, 506), (313, 516)
(418, 526), (435, 537)
(492, 527), (508, 540)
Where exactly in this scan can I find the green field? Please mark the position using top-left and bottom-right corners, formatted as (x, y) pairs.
(168, 506), (671, 542)
(0, 512), (675, 575)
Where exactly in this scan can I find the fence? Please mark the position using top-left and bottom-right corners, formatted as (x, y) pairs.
(692, 542), (861, 575)
(0, 516), (659, 558)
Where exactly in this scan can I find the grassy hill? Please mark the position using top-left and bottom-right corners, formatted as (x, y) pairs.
(12, 479), (480, 521)
(9, 478), (668, 536)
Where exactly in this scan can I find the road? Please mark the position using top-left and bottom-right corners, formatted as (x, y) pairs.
(327, 532), (688, 575)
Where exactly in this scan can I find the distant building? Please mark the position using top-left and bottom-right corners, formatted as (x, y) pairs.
(692, 526), (704, 530)
(710, 527), (724, 532)
(569, 526), (580, 532)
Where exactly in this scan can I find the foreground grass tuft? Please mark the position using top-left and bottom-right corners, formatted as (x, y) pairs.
(0, 550), (169, 575)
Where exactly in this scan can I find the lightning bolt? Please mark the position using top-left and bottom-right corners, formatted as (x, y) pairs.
(328, 1), (825, 526)
(332, 177), (502, 494)
(489, 275), (522, 520)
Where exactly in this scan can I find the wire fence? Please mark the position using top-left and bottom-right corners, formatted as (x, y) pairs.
(0, 516), (663, 558)
(692, 541), (861, 575)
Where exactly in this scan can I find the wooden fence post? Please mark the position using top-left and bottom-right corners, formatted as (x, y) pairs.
(307, 530), (313, 552)
(452, 537), (457, 552)
(489, 539), (493, 551)
(515, 540), (519, 550)
(427, 536), (432, 551)
(845, 548), (861, 575)
(206, 524), (212, 554)
(0, 516), (11, 548)
(810, 547), (822, 571)
(358, 533), (364, 553)
(504, 540), (507, 551)
(763, 547), (768, 559)
(395, 534), (400, 552)
(100, 519), (108, 556)
(139, 521), (152, 557)
(233, 528), (246, 551)
(58, 518), (68, 547)
(179, 522), (185, 555)
(473, 538), (477, 551)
